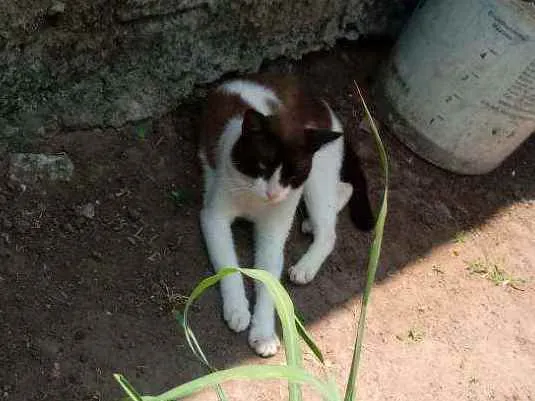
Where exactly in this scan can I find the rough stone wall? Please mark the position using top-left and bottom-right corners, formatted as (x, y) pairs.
(0, 0), (416, 142)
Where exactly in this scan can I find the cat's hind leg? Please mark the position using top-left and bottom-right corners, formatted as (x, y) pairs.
(289, 139), (344, 285)
(300, 182), (352, 234)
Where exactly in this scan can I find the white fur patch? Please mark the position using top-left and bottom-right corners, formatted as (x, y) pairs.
(219, 80), (281, 116)
(323, 101), (343, 133)
(266, 166), (290, 203)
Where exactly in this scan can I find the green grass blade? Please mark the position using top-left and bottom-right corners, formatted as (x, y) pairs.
(295, 313), (324, 363)
(344, 83), (389, 401)
(174, 311), (228, 401)
(113, 374), (151, 401)
(181, 270), (243, 401)
(152, 365), (339, 401)
(182, 267), (303, 401)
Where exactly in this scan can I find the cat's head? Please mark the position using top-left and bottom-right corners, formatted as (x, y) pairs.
(231, 108), (342, 203)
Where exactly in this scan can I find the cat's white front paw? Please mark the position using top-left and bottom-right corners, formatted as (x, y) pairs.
(223, 302), (251, 332)
(289, 263), (318, 285)
(249, 331), (280, 357)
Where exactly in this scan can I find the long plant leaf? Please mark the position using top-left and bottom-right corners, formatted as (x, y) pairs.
(295, 312), (324, 363)
(344, 83), (389, 401)
(153, 365), (340, 401)
(174, 311), (228, 401)
(114, 374), (146, 401)
(182, 267), (303, 401)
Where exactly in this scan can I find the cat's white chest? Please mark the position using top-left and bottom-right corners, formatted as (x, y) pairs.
(223, 179), (302, 221)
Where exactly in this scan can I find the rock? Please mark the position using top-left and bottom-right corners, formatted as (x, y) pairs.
(49, 1), (66, 15)
(78, 203), (95, 219)
(0, 0), (417, 140)
(8, 153), (74, 184)
(0, 232), (10, 244)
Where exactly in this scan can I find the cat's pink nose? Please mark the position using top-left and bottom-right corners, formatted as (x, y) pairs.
(266, 191), (279, 201)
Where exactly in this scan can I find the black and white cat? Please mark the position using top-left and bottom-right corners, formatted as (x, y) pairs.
(198, 75), (373, 357)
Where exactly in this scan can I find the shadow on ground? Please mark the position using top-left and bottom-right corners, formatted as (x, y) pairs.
(0, 40), (533, 401)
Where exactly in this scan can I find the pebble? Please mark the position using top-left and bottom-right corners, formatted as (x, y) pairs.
(79, 203), (95, 219)
(8, 153), (74, 184)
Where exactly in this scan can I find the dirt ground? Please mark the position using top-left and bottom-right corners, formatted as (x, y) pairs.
(1, 41), (534, 401)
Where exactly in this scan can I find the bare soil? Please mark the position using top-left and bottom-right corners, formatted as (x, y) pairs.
(1, 41), (534, 401)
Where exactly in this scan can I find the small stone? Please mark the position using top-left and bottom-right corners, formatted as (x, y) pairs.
(9, 153), (74, 184)
(49, 1), (65, 14)
(64, 223), (75, 233)
(0, 194), (6, 204)
(79, 203), (95, 219)
(51, 362), (61, 379)
(0, 233), (10, 244)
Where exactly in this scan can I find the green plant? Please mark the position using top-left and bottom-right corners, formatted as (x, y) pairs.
(467, 259), (526, 290)
(453, 231), (468, 244)
(395, 327), (425, 343)
(114, 84), (389, 401)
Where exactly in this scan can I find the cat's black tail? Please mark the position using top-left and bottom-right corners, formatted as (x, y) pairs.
(342, 134), (375, 231)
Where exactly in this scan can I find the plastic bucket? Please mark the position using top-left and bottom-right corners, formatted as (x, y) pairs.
(376, 0), (535, 174)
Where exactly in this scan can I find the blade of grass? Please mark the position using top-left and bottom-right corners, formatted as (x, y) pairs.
(182, 267), (303, 401)
(344, 83), (389, 401)
(113, 374), (149, 401)
(174, 311), (228, 401)
(295, 312), (324, 363)
(178, 271), (238, 401)
(152, 365), (339, 401)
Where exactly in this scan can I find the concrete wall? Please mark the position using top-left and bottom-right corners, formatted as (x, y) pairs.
(0, 0), (416, 142)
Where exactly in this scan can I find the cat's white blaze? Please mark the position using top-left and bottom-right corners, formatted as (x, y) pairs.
(220, 80), (280, 116)
(200, 79), (351, 357)
(266, 166), (290, 203)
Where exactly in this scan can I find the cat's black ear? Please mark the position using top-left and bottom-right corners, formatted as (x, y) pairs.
(242, 109), (268, 135)
(305, 129), (343, 153)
